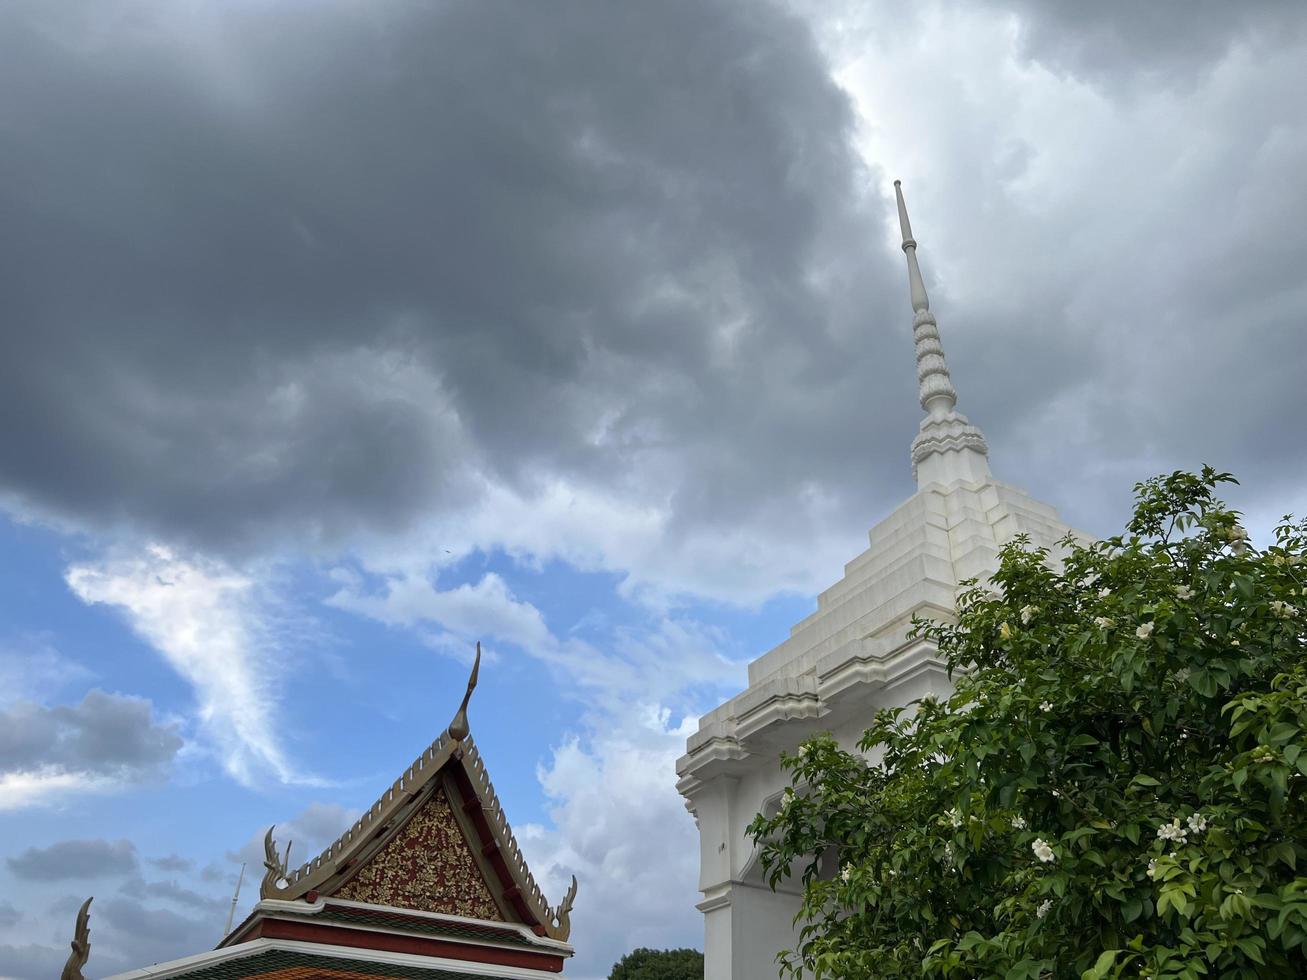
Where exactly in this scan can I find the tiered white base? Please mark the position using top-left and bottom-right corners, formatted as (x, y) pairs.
(677, 475), (1084, 980)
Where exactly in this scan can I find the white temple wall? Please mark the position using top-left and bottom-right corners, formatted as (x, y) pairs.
(679, 478), (1084, 980)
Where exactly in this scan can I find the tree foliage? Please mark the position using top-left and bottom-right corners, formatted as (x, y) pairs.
(749, 469), (1307, 979)
(608, 946), (704, 980)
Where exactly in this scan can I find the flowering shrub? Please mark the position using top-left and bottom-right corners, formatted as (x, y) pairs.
(748, 469), (1307, 979)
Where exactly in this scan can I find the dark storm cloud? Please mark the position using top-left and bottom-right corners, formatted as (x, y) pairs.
(147, 854), (193, 873)
(2, 0), (1304, 599)
(95, 896), (222, 969)
(6, 839), (138, 880)
(120, 875), (226, 915)
(0, 0), (903, 558)
(0, 895), (217, 979)
(805, 0), (1307, 550)
(988, 0), (1304, 82)
(0, 690), (182, 779)
(0, 944), (67, 980)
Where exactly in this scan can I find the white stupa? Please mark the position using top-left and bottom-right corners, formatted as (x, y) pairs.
(676, 182), (1084, 979)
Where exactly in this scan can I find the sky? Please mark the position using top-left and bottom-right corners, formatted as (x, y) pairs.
(1, 1), (1305, 977)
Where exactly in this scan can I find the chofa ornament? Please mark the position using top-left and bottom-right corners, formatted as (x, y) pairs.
(552, 875), (579, 942)
(60, 896), (92, 980)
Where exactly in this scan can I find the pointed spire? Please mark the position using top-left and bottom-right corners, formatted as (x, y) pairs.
(893, 181), (991, 486)
(448, 641), (481, 742)
(894, 180), (957, 414)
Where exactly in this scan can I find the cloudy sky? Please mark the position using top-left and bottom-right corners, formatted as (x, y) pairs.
(1, 1), (1305, 977)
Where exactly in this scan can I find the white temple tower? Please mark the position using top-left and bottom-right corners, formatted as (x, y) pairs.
(676, 182), (1084, 979)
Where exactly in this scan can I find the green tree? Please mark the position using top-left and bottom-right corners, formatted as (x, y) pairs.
(608, 946), (704, 980)
(749, 469), (1307, 979)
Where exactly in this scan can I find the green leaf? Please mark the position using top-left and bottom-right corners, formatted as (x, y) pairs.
(1270, 841), (1297, 870)
(1082, 949), (1120, 980)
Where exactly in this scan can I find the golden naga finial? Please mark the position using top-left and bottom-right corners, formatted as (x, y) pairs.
(60, 897), (92, 980)
(551, 875), (579, 942)
(447, 642), (481, 742)
(260, 826), (288, 897)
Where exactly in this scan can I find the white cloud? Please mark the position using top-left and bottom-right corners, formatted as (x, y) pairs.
(65, 546), (297, 786)
(327, 567), (744, 710)
(327, 570), (553, 656)
(324, 561), (741, 978)
(0, 767), (119, 811)
(518, 706), (703, 980)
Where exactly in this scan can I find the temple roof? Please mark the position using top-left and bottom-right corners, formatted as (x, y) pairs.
(105, 939), (567, 980)
(90, 647), (576, 980)
(255, 647), (576, 944)
(210, 896), (571, 977)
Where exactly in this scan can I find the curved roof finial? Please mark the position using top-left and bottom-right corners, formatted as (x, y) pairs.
(448, 641), (481, 742)
(60, 896), (92, 980)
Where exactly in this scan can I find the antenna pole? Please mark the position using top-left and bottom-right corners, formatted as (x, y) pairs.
(224, 862), (246, 937)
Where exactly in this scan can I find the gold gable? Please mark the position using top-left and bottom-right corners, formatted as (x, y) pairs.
(259, 646), (577, 941)
(335, 786), (502, 920)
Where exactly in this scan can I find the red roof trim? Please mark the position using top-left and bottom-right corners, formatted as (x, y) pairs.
(243, 917), (565, 973)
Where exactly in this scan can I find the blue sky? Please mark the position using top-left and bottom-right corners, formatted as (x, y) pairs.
(2, 2), (1307, 979)
(0, 504), (817, 976)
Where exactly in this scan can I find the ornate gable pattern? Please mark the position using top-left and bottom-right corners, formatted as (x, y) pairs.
(334, 786), (502, 920)
(258, 646), (577, 943)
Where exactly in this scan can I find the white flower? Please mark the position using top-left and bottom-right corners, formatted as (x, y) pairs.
(1020, 604), (1037, 625)
(1186, 813), (1207, 834)
(1146, 858), (1158, 878)
(1094, 616), (1115, 629)
(1156, 818), (1188, 844)
(1099, 587), (1112, 598)
(1226, 525), (1249, 554)
(1270, 600), (1299, 619)
(1039, 700), (1053, 712)
(1011, 815), (1027, 830)
(1036, 898), (1053, 919)
(1031, 838), (1055, 863)
(945, 808), (962, 829)
(840, 865), (852, 883)
(782, 788), (795, 809)
(1174, 667), (1191, 683)
(1174, 585), (1194, 600)
(1000, 622), (1014, 640)
(1136, 622), (1155, 640)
